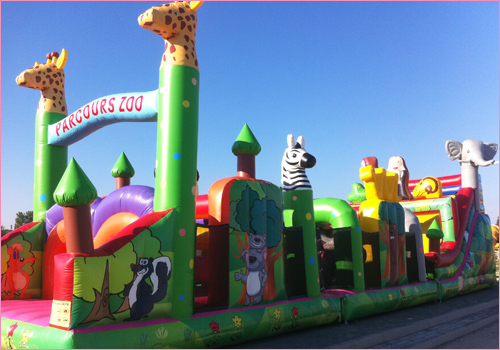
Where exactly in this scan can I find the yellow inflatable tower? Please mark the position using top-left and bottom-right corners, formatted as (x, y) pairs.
(359, 165), (407, 288)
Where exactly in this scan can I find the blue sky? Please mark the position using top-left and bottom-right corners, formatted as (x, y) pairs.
(1, 1), (499, 229)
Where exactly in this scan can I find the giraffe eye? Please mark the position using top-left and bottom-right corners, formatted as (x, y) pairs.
(174, 11), (178, 15)
(42, 72), (46, 75)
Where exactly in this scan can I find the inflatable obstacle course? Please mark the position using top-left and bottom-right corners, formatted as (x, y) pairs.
(2, 2), (497, 349)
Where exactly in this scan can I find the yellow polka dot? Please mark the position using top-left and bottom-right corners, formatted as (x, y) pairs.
(189, 259), (194, 269)
(183, 100), (190, 108)
(160, 180), (167, 189)
(306, 213), (312, 220)
(36, 159), (42, 166)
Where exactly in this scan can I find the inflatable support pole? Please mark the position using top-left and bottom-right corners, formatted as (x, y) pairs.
(284, 190), (321, 298)
(154, 65), (199, 319)
(16, 49), (68, 221)
(15, 51), (70, 222)
(34, 112), (68, 221)
(143, 2), (203, 319)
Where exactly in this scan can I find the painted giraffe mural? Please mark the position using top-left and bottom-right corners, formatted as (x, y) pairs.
(138, 1), (204, 319)
(16, 50), (69, 221)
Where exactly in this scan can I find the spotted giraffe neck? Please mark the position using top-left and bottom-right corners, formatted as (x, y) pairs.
(162, 34), (198, 70)
(38, 86), (67, 115)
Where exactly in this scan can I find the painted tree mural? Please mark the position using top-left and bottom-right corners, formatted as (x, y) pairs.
(230, 183), (284, 302)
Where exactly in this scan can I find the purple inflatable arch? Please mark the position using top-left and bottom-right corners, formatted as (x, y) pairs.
(92, 185), (154, 236)
(44, 185), (154, 237)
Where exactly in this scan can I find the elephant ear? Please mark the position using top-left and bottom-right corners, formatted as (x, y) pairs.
(482, 143), (498, 161)
(445, 140), (462, 161)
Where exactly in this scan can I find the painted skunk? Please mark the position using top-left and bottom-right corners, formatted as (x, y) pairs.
(123, 256), (172, 321)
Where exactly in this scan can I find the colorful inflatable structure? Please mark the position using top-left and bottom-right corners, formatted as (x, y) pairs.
(2, 2), (498, 348)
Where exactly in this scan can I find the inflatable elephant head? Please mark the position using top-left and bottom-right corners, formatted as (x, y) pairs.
(445, 139), (498, 212)
(446, 140), (498, 167)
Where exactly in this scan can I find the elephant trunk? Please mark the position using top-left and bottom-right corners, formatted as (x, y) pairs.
(460, 162), (479, 190)
(460, 163), (483, 212)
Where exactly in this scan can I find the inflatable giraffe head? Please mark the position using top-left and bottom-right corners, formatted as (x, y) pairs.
(138, 1), (204, 70)
(16, 49), (68, 114)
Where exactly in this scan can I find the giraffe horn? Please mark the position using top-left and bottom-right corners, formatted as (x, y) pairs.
(56, 48), (67, 70)
(34, 61), (39, 66)
(189, 1), (204, 11)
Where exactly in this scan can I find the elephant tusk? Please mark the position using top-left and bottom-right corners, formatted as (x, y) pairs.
(460, 159), (498, 166)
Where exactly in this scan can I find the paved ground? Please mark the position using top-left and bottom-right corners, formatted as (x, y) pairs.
(231, 284), (499, 349)
(434, 320), (499, 349)
(367, 296), (499, 349)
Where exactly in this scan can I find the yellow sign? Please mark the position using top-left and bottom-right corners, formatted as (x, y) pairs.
(49, 300), (72, 328)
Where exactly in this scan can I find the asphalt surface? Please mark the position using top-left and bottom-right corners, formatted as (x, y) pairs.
(434, 319), (499, 349)
(231, 284), (499, 349)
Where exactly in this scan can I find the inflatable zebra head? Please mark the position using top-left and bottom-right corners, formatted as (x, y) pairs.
(281, 134), (316, 191)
